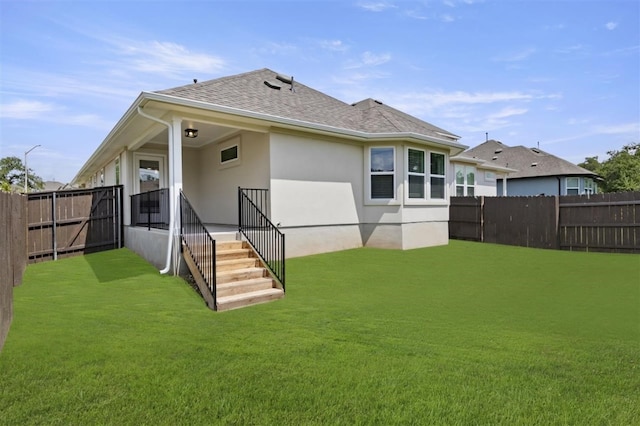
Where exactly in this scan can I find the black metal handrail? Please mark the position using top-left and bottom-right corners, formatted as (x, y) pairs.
(180, 191), (216, 308)
(130, 188), (169, 230)
(238, 187), (285, 291)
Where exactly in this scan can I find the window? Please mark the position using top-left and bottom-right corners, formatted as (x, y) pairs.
(455, 164), (476, 196)
(221, 145), (238, 164)
(218, 136), (241, 169)
(430, 153), (446, 199)
(370, 147), (395, 199)
(566, 177), (579, 195)
(584, 178), (596, 195)
(407, 148), (425, 198)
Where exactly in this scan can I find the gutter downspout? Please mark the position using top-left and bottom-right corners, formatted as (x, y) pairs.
(136, 106), (174, 274)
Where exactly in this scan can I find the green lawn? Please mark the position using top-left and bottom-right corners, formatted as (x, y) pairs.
(1, 242), (638, 425)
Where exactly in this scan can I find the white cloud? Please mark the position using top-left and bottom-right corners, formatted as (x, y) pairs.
(318, 39), (349, 52)
(0, 99), (111, 128)
(345, 51), (392, 69)
(357, 1), (396, 12)
(605, 21), (618, 30)
(441, 14), (455, 23)
(592, 122), (640, 135)
(117, 40), (226, 76)
(488, 107), (528, 119)
(0, 100), (55, 119)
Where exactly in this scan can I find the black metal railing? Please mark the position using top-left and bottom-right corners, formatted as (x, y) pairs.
(180, 191), (217, 308)
(238, 187), (285, 290)
(131, 188), (170, 230)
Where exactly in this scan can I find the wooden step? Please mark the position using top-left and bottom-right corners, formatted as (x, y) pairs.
(216, 240), (244, 251)
(216, 257), (260, 271)
(217, 288), (284, 312)
(217, 277), (275, 297)
(217, 267), (266, 284)
(216, 248), (252, 261)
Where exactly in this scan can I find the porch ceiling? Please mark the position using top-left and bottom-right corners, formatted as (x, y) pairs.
(146, 121), (240, 148)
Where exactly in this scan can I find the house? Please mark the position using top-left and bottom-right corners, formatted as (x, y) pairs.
(449, 153), (516, 196)
(461, 140), (600, 196)
(71, 68), (467, 309)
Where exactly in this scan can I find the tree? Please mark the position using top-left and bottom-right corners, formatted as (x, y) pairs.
(0, 156), (44, 193)
(579, 143), (640, 192)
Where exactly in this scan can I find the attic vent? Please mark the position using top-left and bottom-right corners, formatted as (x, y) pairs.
(494, 148), (503, 154)
(531, 162), (538, 167)
(276, 74), (292, 84)
(531, 148), (541, 153)
(275, 74), (295, 91)
(492, 156), (498, 160)
(374, 99), (383, 105)
(264, 80), (281, 90)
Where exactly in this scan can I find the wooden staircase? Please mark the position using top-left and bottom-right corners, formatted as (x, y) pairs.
(184, 239), (284, 312)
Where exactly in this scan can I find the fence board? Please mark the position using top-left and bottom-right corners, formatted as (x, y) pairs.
(27, 186), (124, 262)
(559, 192), (639, 253)
(448, 196), (483, 241)
(1, 192), (27, 352)
(450, 192), (640, 253)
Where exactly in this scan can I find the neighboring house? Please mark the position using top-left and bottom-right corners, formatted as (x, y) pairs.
(461, 140), (600, 196)
(449, 154), (516, 196)
(72, 68), (467, 272)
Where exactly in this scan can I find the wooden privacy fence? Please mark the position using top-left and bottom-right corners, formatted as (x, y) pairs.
(27, 186), (124, 263)
(0, 192), (27, 351)
(450, 192), (640, 253)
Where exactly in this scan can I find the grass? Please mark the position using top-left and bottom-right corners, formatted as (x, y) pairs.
(1, 241), (638, 425)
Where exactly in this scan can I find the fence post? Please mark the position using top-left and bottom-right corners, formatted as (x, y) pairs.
(480, 196), (485, 242)
(52, 192), (58, 261)
(554, 195), (560, 250)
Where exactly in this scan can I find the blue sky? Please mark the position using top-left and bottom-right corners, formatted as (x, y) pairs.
(1, 0), (638, 184)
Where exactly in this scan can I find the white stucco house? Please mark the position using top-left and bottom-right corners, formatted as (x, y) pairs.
(72, 68), (469, 280)
(449, 153), (515, 197)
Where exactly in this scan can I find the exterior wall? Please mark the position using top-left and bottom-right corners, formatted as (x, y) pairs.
(269, 132), (364, 227)
(474, 169), (500, 196)
(124, 226), (170, 270)
(191, 131), (270, 224)
(104, 157), (118, 187)
(448, 161), (508, 197)
(498, 176), (560, 196)
(282, 225), (364, 258)
(269, 133), (453, 254)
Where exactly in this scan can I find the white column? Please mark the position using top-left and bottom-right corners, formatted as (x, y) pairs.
(170, 117), (184, 274)
(502, 176), (508, 196)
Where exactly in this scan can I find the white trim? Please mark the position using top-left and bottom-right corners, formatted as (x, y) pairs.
(366, 146), (397, 204)
(133, 153), (166, 194)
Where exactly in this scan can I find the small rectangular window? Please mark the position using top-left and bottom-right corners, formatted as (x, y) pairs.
(221, 145), (238, 164)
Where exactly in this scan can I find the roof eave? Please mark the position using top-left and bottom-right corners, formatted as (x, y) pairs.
(71, 92), (149, 185)
(143, 92), (467, 152)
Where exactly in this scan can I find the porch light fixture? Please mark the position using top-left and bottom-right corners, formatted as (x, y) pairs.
(184, 128), (198, 138)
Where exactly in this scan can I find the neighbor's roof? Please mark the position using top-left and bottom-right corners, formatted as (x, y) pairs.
(463, 140), (598, 179)
(155, 68), (459, 142)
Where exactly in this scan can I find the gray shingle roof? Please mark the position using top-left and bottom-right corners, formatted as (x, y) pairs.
(464, 140), (598, 179)
(155, 68), (457, 140)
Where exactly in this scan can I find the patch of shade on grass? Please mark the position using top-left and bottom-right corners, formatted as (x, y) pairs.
(1, 243), (638, 424)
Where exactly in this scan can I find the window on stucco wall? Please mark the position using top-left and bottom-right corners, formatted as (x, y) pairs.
(370, 147), (395, 199)
(455, 164), (476, 196)
(430, 153), (446, 199)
